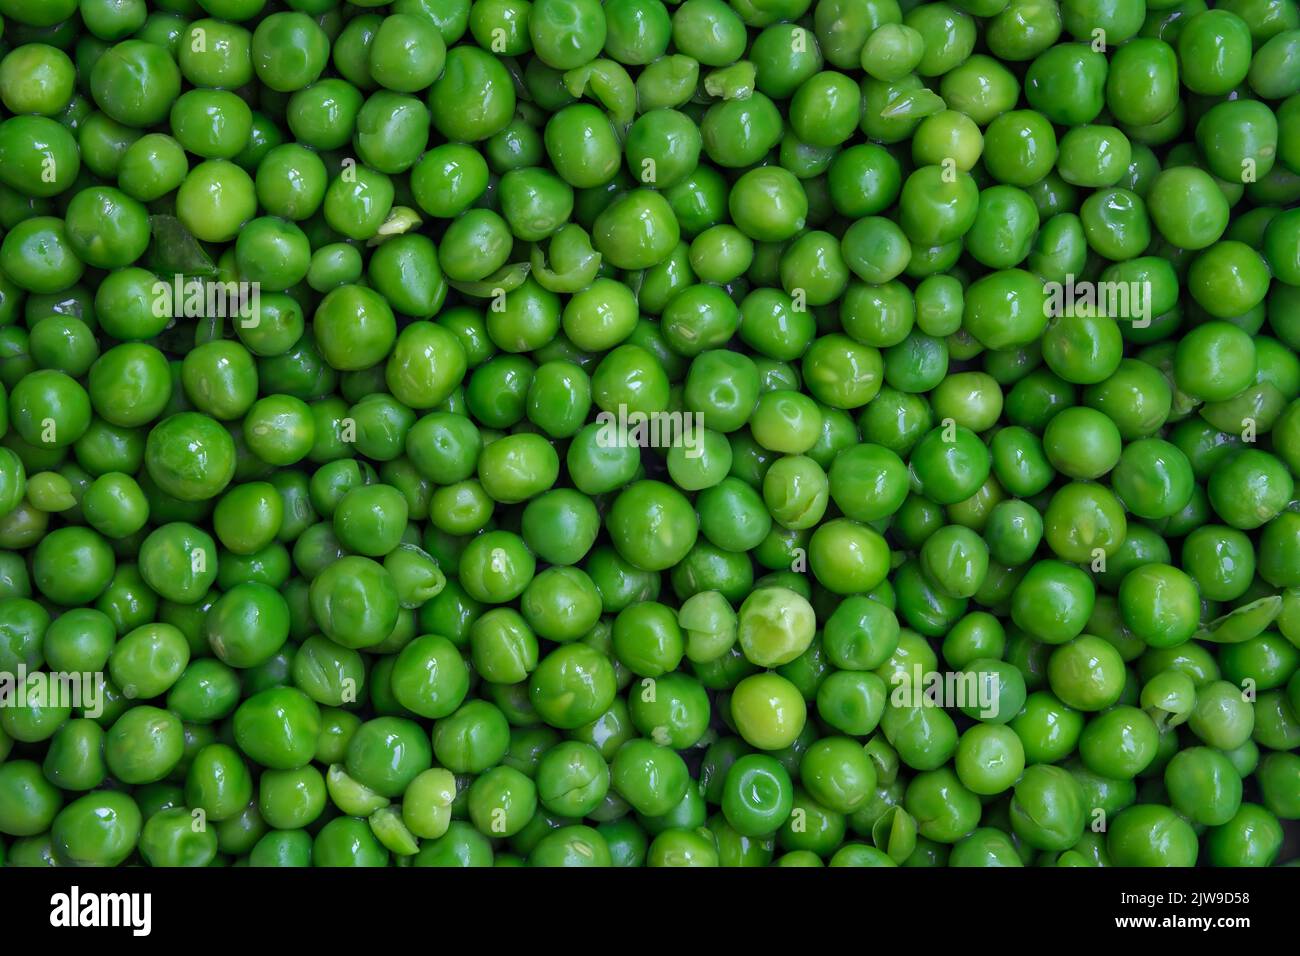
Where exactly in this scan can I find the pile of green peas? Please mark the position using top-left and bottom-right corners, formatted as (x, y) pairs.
(0, 0), (1297, 869)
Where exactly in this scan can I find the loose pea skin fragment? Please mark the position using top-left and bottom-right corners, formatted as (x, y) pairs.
(0, 0), (1295, 872)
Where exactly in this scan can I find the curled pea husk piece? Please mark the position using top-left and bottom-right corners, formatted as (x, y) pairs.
(679, 590), (739, 663)
(327, 764), (390, 816)
(156, 316), (197, 353)
(366, 206), (423, 246)
(1194, 595), (1285, 645)
(879, 87), (948, 121)
(447, 260), (533, 298)
(636, 55), (700, 112)
(195, 313), (224, 346)
(384, 543), (446, 609)
(704, 61), (756, 101)
(369, 806), (420, 856)
(530, 225), (603, 293)
(872, 806), (918, 864)
(1140, 669), (1197, 731)
(863, 77), (938, 142)
(565, 59), (637, 130)
(147, 214), (216, 276)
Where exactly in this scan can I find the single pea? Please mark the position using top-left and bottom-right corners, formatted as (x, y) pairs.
(955, 724), (1025, 796)
(1010, 765), (1086, 851)
(51, 791), (142, 867)
(1107, 804), (1200, 867)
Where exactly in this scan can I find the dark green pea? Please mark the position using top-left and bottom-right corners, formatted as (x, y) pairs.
(610, 738), (689, 816)
(701, 92), (783, 169)
(1009, 764), (1085, 851)
(51, 790), (141, 867)
(250, 12), (329, 93)
(0, 759), (64, 835)
(174, 159), (258, 243)
(604, 0), (672, 64)
(177, 16), (252, 87)
(89, 39), (180, 128)
(313, 816), (390, 867)
(103, 705), (183, 785)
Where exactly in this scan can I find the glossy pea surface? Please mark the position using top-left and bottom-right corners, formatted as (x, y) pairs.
(0, 0), (1292, 874)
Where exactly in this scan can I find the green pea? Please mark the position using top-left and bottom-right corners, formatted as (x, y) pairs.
(1107, 804), (1199, 866)
(1009, 765), (1085, 851)
(51, 790), (142, 867)
(955, 724), (1025, 796)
